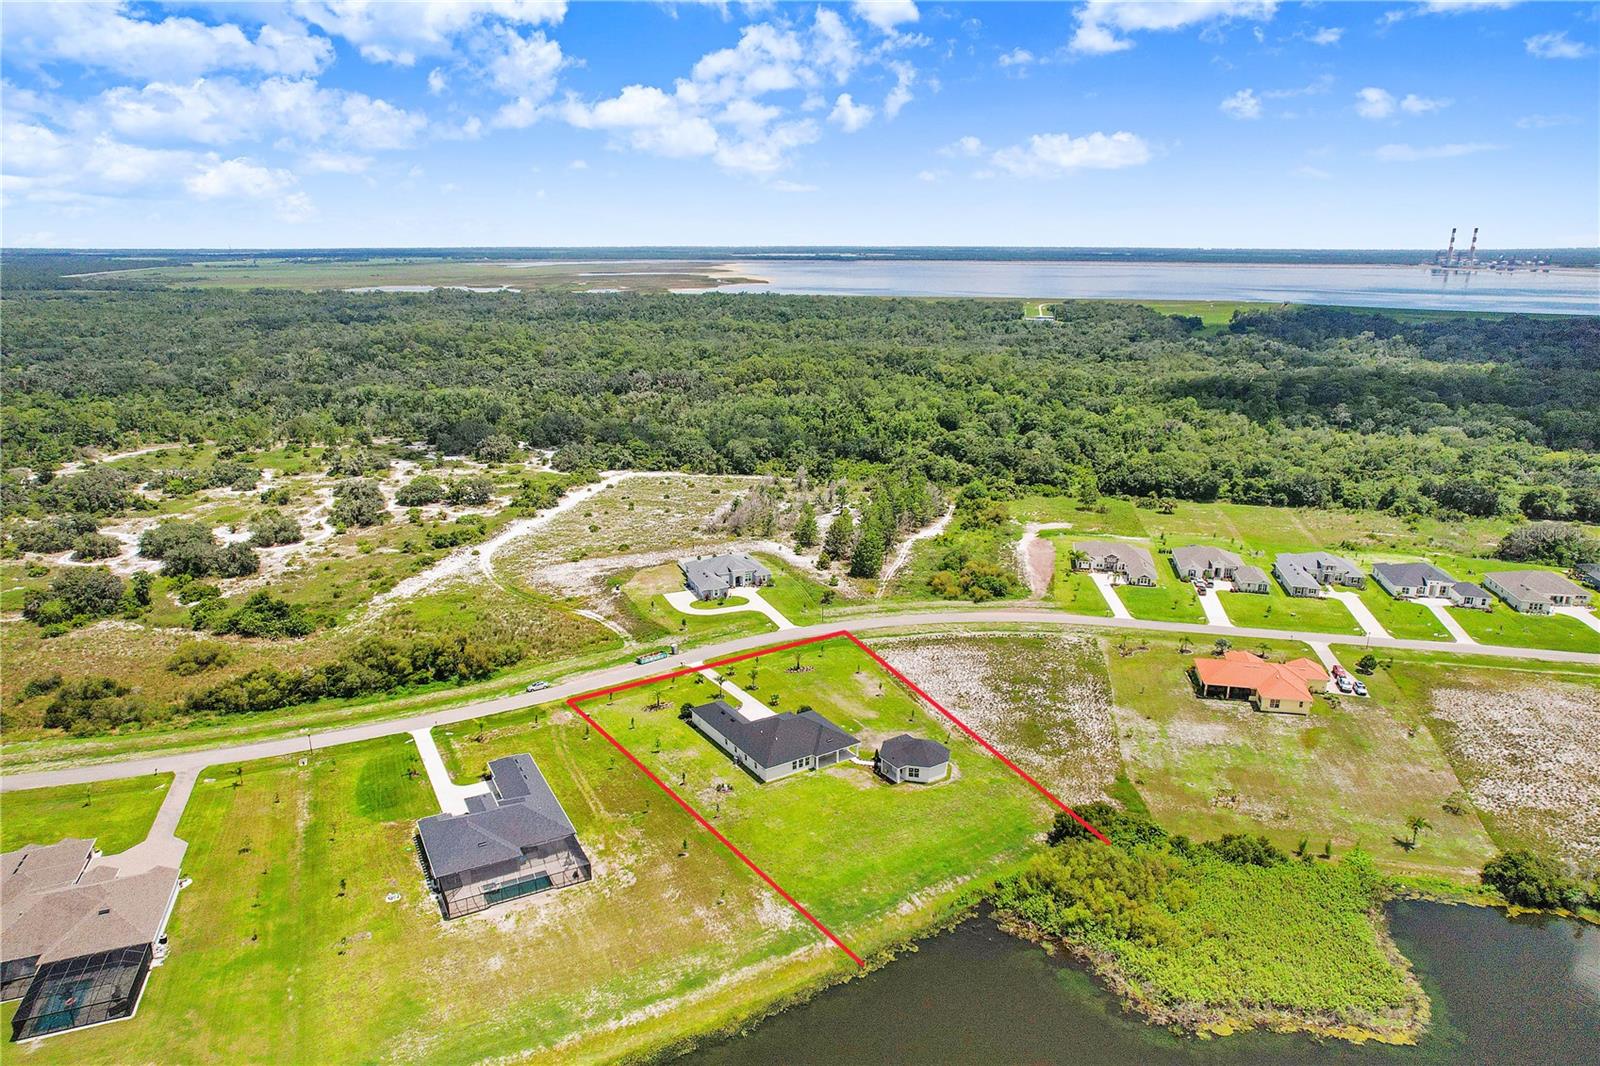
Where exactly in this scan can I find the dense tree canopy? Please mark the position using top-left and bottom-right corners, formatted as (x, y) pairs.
(3, 288), (1598, 521)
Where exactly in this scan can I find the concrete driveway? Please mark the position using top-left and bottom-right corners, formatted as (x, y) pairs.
(1088, 572), (1132, 619)
(1554, 604), (1600, 637)
(664, 588), (795, 630)
(1418, 598), (1476, 643)
(1328, 589), (1390, 639)
(1197, 586), (1231, 626)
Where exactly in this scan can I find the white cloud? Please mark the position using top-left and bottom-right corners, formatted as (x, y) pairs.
(1220, 88), (1262, 120)
(1262, 74), (1334, 100)
(812, 7), (861, 81)
(998, 48), (1035, 67)
(1309, 27), (1343, 45)
(770, 179), (817, 192)
(95, 77), (426, 150)
(990, 131), (1152, 177)
(940, 135), (985, 157)
(1525, 31), (1593, 60)
(1400, 93), (1450, 114)
(428, 68), (450, 94)
(183, 156), (314, 220)
(828, 93), (874, 132)
(1293, 164), (1331, 179)
(1374, 141), (1500, 162)
(1, 3), (331, 79)
(883, 60), (915, 119)
(713, 119), (820, 175)
(1515, 113), (1578, 129)
(290, 0), (566, 66)
(1070, 1), (1277, 55)
(301, 150), (372, 174)
(917, 168), (946, 182)
(569, 158), (588, 169)
(1355, 87), (1396, 119)
(1381, 1), (1520, 26)
(851, 2), (919, 33)
(1356, 87), (1451, 119)
(485, 26), (569, 125)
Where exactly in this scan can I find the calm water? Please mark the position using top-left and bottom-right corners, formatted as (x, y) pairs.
(684, 902), (1600, 1066)
(708, 260), (1600, 315)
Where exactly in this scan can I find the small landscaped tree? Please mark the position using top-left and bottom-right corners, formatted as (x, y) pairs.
(1357, 653), (1378, 675)
(1405, 815), (1432, 847)
(1212, 637), (1232, 656)
(794, 502), (818, 550)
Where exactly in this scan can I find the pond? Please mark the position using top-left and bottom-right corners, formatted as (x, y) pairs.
(683, 901), (1600, 1065)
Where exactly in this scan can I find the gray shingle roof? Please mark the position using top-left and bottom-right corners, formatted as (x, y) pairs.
(680, 553), (770, 594)
(1278, 551), (1362, 579)
(1234, 563), (1269, 587)
(1373, 561), (1452, 587)
(1074, 540), (1158, 584)
(879, 734), (949, 770)
(418, 754), (579, 879)
(1452, 581), (1488, 597)
(692, 701), (858, 769)
(1274, 556), (1321, 589)
(1, 839), (94, 911)
(1172, 545), (1242, 574)
(2, 845), (178, 966)
(1486, 569), (1588, 601)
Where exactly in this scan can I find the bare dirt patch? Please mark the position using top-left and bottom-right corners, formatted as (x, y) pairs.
(870, 631), (1121, 804)
(1427, 682), (1600, 865)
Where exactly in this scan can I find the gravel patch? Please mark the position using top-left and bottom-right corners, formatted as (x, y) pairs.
(1429, 682), (1600, 865)
(871, 632), (1121, 804)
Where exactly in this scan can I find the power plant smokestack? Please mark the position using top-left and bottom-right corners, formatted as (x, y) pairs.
(1445, 227), (1457, 265)
(1467, 227), (1478, 261)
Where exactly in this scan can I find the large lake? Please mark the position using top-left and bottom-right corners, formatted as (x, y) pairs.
(706, 260), (1599, 315)
(684, 902), (1600, 1066)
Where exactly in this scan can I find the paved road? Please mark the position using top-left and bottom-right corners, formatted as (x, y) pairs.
(4, 607), (1596, 793)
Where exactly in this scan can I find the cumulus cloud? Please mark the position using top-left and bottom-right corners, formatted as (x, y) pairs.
(95, 77), (426, 150)
(829, 93), (874, 132)
(940, 135), (985, 157)
(883, 60), (916, 118)
(1220, 88), (1262, 120)
(1308, 27), (1343, 45)
(1070, 1), (1277, 55)
(851, 1), (920, 33)
(290, 0), (567, 66)
(1355, 87), (1396, 119)
(998, 48), (1035, 67)
(1, 2), (332, 79)
(1400, 93), (1450, 114)
(427, 68), (450, 94)
(1374, 141), (1499, 162)
(989, 131), (1152, 177)
(1525, 31), (1593, 60)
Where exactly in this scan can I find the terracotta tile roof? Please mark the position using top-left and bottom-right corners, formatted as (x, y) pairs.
(1194, 651), (1327, 704)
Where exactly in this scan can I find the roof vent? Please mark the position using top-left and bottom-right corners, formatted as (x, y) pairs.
(98, 907), (111, 915)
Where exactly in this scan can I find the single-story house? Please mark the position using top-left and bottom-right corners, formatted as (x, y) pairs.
(1579, 562), (1600, 591)
(1445, 581), (1493, 610)
(876, 735), (949, 784)
(2, 839), (181, 1042)
(1277, 551), (1366, 589)
(1372, 561), (1456, 600)
(1273, 556), (1324, 598)
(1073, 540), (1157, 587)
(680, 553), (771, 601)
(1483, 570), (1592, 615)
(417, 754), (592, 920)
(1171, 545), (1243, 582)
(1193, 651), (1328, 715)
(1232, 563), (1271, 595)
(689, 700), (858, 783)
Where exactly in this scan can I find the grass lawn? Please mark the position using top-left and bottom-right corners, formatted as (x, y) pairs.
(0, 774), (174, 854)
(1050, 564), (1114, 616)
(1218, 584), (1363, 637)
(618, 562), (776, 645)
(566, 635), (1054, 933)
(1354, 584), (1450, 641)
(1446, 602), (1598, 653)
(1102, 635), (1498, 882)
(1008, 496), (1147, 536)
(750, 554), (840, 626)
(1120, 299), (1278, 331)
(1113, 554), (1206, 625)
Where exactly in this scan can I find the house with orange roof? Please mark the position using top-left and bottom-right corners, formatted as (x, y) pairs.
(1192, 651), (1328, 715)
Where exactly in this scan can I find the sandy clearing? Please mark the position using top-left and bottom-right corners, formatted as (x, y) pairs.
(1015, 523), (1072, 597)
(878, 505), (955, 593)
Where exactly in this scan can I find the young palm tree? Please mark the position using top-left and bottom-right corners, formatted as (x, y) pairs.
(1406, 815), (1432, 846)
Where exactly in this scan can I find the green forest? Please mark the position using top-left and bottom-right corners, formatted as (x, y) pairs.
(4, 278), (1599, 521)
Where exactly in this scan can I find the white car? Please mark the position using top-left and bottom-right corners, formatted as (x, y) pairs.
(1335, 675), (1354, 694)
(525, 680), (551, 693)
(1352, 680), (1368, 697)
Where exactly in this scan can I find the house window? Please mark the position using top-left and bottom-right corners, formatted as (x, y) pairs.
(908, 767), (920, 779)
(1269, 699), (1280, 708)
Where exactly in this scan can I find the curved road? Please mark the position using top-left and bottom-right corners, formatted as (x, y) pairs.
(3, 607), (1595, 792)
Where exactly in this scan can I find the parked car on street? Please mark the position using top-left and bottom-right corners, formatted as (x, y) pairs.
(1352, 680), (1368, 697)
(1336, 675), (1354, 694)
(1331, 664), (1348, 679)
(526, 680), (551, 692)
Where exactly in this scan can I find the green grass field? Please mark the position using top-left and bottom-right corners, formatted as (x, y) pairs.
(0, 774), (174, 855)
(1051, 566), (1114, 616)
(1446, 602), (1598, 653)
(1102, 635), (1498, 882)
(1218, 584), (1363, 636)
(1009, 496), (1148, 537)
(1355, 584), (1450, 641)
(1113, 553), (1207, 624)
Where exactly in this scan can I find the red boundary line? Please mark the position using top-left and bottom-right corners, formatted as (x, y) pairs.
(566, 630), (1108, 969)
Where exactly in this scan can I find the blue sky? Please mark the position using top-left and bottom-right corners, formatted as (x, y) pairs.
(2, 1), (1596, 248)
